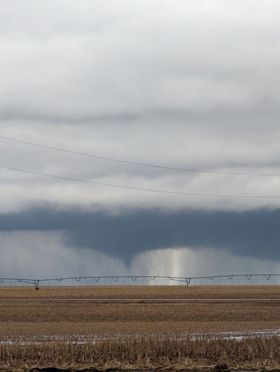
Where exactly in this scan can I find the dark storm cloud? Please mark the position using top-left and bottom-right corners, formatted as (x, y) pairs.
(0, 206), (279, 262)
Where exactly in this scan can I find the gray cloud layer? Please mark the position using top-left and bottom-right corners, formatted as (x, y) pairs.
(1, 1), (280, 213)
(1, 1), (280, 122)
(1, 1), (280, 273)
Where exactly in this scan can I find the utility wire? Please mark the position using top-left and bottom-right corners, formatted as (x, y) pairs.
(0, 134), (278, 177)
(0, 164), (279, 200)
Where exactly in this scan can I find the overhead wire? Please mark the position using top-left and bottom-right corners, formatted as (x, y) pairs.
(0, 134), (279, 177)
(0, 163), (279, 200)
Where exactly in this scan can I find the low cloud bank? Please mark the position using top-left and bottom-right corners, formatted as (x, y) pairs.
(0, 231), (279, 279)
(0, 207), (280, 263)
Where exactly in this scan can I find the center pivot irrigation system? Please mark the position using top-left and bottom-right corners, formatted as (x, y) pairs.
(0, 274), (279, 289)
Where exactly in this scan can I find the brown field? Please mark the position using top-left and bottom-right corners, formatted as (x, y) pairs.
(1, 285), (280, 338)
(1, 285), (280, 370)
(1, 284), (280, 299)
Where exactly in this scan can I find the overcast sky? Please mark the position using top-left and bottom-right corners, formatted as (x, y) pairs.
(1, 0), (280, 278)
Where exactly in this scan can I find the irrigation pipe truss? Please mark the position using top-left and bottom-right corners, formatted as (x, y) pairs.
(0, 274), (279, 289)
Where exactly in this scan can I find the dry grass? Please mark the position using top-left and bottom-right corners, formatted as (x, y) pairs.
(1, 335), (280, 370)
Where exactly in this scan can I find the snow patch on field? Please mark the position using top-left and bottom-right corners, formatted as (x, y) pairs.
(2, 329), (280, 345)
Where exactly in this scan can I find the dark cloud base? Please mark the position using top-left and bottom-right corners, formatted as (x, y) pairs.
(0, 206), (279, 262)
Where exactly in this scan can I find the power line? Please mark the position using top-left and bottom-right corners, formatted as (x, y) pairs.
(0, 134), (278, 177)
(0, 163), (279, 200)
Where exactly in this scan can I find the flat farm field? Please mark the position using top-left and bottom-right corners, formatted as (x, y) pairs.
(1, 285), (280, 339)
(2, 285), (280, 370)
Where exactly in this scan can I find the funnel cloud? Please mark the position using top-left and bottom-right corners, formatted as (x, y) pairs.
(1, 1), (280, 275)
